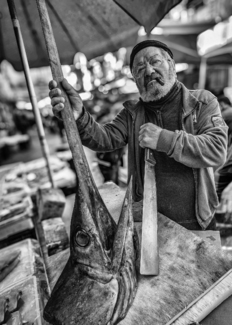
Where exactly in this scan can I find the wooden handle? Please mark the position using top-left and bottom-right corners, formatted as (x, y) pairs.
(145, 148), (156, 165)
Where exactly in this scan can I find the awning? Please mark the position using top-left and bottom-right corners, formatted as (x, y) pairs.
(204, 40), (232, 64)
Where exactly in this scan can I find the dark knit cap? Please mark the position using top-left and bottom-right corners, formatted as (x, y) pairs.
(130, 40), (174, 72)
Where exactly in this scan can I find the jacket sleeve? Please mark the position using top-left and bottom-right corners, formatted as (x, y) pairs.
(76, 107), (128, 152)
(157, 96), (228, 168)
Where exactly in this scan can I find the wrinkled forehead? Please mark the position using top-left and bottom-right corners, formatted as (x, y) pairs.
(133, 46), (163, 67)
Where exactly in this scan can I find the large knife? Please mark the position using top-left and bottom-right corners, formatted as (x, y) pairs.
(140, 148), (159, 275)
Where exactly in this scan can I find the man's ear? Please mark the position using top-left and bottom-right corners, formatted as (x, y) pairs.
(170, 58), (175, 68)
(171, 59), (177, 77)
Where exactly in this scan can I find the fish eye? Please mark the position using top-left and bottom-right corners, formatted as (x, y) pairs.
(75, 229), (90, 247)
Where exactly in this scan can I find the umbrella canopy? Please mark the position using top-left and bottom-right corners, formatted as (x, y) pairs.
(115, 0), (182, 34)
(0, 0), (181, 71)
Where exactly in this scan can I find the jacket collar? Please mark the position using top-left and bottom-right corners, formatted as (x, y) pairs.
(181, 82), (199, 117)
(123, 99), (142, 119)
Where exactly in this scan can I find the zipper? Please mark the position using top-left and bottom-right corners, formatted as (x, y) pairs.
(156, 110), (163, 128)
(181, 107), (203, 229)
(193, 110), (197, 124)
(132, 116), (136, 187)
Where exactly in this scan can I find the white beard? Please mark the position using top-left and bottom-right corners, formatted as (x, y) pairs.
(141, 76), (176, 102)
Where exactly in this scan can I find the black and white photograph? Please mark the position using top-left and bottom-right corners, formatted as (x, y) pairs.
(0, 0), (232, 324)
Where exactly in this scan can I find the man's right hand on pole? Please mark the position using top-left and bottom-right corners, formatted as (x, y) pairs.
(49, 79), (83, 121)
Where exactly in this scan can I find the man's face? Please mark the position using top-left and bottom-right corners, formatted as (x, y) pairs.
(132, 47), (176, 102)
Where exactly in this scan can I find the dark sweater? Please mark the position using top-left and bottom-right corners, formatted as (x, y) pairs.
(141, 81), (200, 230)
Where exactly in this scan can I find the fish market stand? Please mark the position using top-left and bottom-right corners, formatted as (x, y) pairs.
(45, 182), (232, 325)
(0, 162), (69, 324)
(0, 190), (68, 324)
(0, 156), (75, 248)
(1, 181), (232, 324)
(0, 239), (49, 324)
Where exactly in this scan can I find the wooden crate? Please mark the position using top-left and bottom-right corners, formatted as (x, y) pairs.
(0, 239), (49, 324)
(0, 276), (48, 325)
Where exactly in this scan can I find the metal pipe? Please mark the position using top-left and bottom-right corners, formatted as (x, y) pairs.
(198, 56), (207, 89)
(7, 0), (55, 188)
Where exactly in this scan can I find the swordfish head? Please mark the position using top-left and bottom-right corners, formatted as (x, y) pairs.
(43, 179), (138, 325)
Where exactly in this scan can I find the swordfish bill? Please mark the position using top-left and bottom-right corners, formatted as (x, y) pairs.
(140, 148), (159, 275)
(35, 0), (116, 250)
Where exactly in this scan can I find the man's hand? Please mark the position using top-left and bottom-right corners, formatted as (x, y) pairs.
(217, 182), (232, 213)
(139, 123), (162, 150)
(49, 79), (83, 121)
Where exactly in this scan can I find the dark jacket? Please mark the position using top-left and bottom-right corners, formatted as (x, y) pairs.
(77, 82), (228, 229)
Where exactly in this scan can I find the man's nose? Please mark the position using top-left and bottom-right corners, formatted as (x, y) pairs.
(145, 62), (154, 75)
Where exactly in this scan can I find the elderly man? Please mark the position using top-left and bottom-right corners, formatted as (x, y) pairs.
(49, 40), (228, 231)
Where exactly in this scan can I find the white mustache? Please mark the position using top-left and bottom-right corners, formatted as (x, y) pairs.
(145, 75), (164, 88)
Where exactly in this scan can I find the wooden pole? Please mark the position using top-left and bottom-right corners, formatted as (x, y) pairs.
(32, 215), (52, 295)
(6, 0), (55, 188)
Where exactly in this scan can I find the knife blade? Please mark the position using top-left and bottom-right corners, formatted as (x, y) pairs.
(140, 148), (159, 275)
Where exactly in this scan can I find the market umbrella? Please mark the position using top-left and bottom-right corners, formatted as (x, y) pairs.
(0, 0), (182, 71)
(114, 0), (182, 34)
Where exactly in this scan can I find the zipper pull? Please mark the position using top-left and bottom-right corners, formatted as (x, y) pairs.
(193, 110), (197, 124)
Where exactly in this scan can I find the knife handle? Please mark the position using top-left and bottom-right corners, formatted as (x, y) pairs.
(145, 148), (156, 165)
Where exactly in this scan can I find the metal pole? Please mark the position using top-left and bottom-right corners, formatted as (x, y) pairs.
(7, 0), (55, 188)
(198, 57), (207, 89)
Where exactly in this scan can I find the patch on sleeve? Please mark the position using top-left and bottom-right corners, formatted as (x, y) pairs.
(211, 116), (226, 127)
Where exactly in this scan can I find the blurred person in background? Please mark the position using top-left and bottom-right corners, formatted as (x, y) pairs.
(96, 107), (125, 185)
(218, 95), (232, 148)
(48, 40), (228, 231)
(215, 144), (232, 222)
(96, 148), (125, 185)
